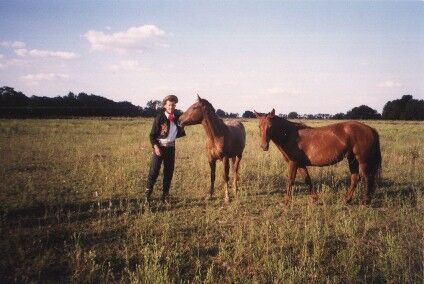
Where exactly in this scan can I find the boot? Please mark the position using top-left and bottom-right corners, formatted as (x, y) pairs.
(161, 193), (171, 207)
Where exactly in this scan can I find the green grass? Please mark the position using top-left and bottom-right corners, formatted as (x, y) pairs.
(0, 118), (423, 282)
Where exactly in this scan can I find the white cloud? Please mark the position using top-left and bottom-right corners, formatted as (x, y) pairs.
(15, 48), (78, 60)
(0, 58), (27, 69)
(377, 80), (402, 88)
(84, 25), (165, 52)
(12, 41), (26, 48)
(20, 73), (70, 85)
(0, 41), (26, 48)
(109, 60), (149, 72)
(14, 49), (27, 57)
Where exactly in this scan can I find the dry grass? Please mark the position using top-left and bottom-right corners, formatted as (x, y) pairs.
(0, 118), (423, 282)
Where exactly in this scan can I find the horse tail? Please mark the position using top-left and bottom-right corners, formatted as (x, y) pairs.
(373, 129), (382, 181)
(240, 122), (246, 148)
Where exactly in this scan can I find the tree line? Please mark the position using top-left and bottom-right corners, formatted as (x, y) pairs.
(237, 95), (423, 120)
(0, 86), (422, 120)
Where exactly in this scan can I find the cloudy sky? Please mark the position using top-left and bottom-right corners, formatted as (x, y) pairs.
(0, 1), (422, 114)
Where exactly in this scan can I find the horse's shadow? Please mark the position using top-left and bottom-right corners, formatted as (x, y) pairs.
(246, 172), (345, 197)
(2, 194), (212, 228)
(242, 174), (419, 208)
(372, 178), (418, 208)
(2, 177), (417, 228)
(2, 197), (144, 228)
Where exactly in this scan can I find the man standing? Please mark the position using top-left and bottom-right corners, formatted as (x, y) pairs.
(145, 95), (185, 206)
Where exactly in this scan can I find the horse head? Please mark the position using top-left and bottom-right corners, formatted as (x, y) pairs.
(254, 109), (275, 151)
(179, 95), (206, 127)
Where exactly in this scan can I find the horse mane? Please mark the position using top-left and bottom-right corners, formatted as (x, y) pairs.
(200, 98), (224, 124)
(274, 116), (311, 130)
(266, 116), (310, 145)
(199, 98), (227, 136)
(289, 120), (311, 130)
(199, 98), (216, 113)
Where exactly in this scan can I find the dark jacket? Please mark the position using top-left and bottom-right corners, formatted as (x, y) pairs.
(149, 111), (186, 147)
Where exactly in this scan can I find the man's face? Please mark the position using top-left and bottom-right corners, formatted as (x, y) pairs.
(164, 100), (176, 114)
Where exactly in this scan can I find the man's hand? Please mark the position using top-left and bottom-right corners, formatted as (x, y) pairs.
(153, 145), (162, 156)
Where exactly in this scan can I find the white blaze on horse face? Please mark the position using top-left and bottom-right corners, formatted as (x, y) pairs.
(259, 117), (270, 151)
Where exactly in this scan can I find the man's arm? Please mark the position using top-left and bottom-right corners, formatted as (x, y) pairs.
(149, 115), (161, 147)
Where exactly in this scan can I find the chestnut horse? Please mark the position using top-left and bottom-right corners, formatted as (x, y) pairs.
(255, 109), (381, 204)
(179, 96), (246, 202)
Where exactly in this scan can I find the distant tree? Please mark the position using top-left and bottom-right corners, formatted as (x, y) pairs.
(0, 86), (30, 106)
(242, 110), (256, 118)
(143, 100), (162, 117)
(403, 100), (424, 120)
(287, 112), (299, 119)
(76, 92), (114, 107)
(306, 113), (331, 119)
(146, 100), (162, 110)
(382, 95), (424, 120)
(345, 105), (381, 120)
(332, 113), (346, 120)
(216, 109), (227, 117)
(316, 113), (331, 120)
(0, 86), (142, 118)
(67, 91), (76, 100)
(278, 113), (288, 119)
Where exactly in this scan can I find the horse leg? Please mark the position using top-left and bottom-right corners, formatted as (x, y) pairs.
(298, 167), (318, 202)
(231, 155), (242, 194)
(223, 157), (230, 203)
(206, 159), (217, 200)
(345, 154), (359, 204)
(365, 174), (376, 205)
(285, 161), (298, 204)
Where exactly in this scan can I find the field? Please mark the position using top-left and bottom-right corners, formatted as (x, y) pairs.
(0, 118), (423, 283)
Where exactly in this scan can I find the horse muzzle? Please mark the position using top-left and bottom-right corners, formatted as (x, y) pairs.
(178, 117), (194, 127)
(177, 115), (187, 127)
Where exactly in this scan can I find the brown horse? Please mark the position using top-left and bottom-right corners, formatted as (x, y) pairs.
(255, 109), (381, 204)
(179, 95), (246, 202)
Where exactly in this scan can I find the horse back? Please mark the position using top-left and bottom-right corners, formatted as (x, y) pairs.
(339, 121), (378, 146)
(296, 121), (379, 166)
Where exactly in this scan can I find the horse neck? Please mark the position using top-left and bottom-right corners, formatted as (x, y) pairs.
(201, 107), (226, 142)
(270, 117), (297, 145)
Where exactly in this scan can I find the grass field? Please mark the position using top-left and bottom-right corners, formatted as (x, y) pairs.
(0, 118), (423, 283)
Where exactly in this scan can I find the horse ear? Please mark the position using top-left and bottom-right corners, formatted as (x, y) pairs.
(268, 109), (275, 118)
(254, 110), (261, 118)
(197, 94), (201, 101)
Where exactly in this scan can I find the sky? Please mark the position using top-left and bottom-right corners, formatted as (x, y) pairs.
(0, 1), (423, 114)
